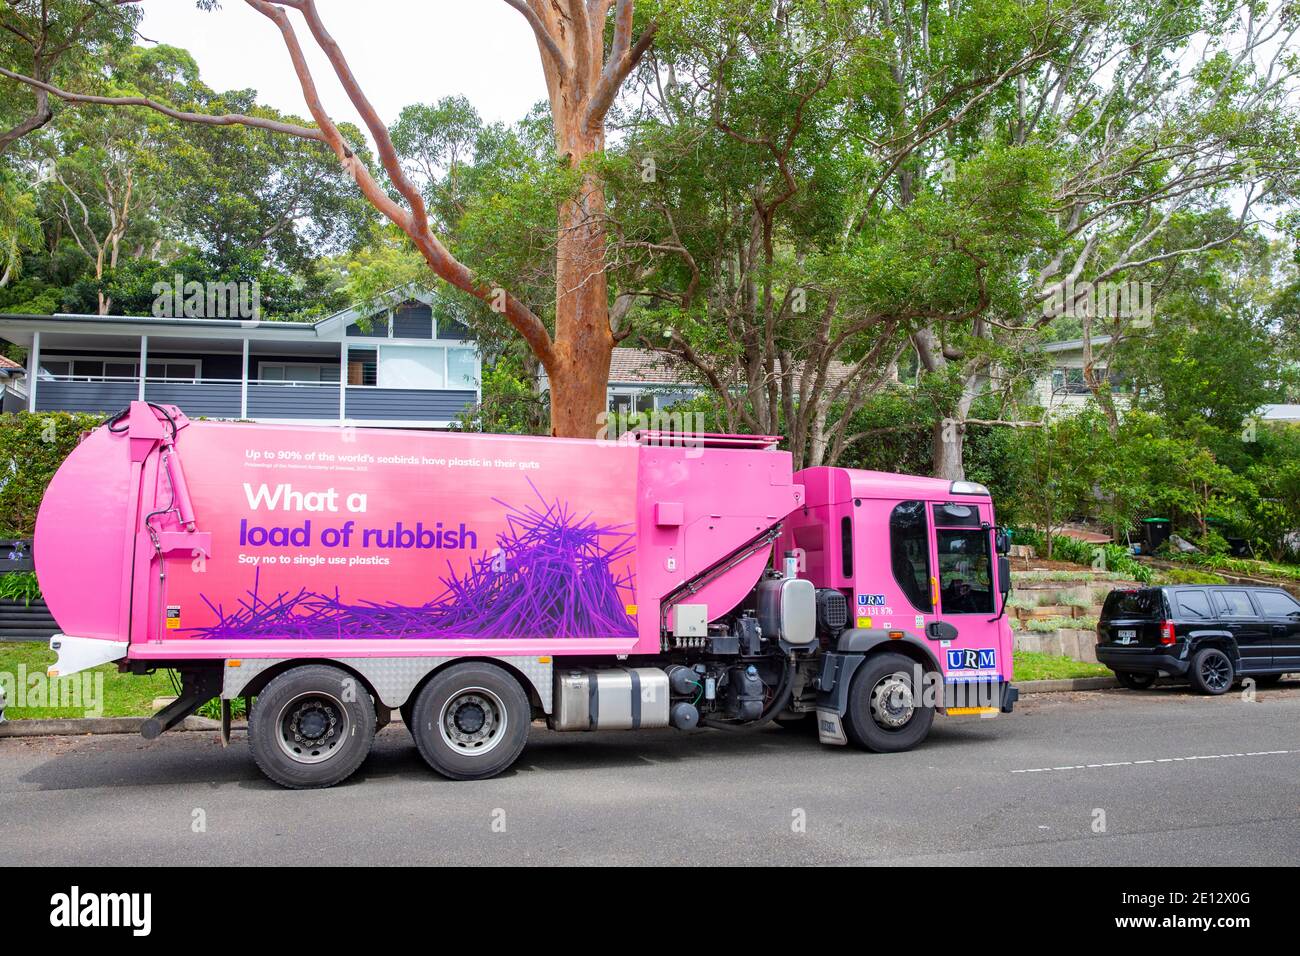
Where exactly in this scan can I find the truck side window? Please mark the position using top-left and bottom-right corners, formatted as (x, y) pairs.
(840, 516), (853, 578)
(936, 529), (993, 614)
(889, 501), (933, 612)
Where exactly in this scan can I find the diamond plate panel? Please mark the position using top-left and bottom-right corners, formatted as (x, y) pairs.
(222, 656), (553, 712)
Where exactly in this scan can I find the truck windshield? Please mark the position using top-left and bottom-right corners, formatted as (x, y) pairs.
(936, 529), (993, 614)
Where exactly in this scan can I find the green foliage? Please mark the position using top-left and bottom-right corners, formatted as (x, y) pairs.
(0, 570), (40, 605)
(197, 696), (247, 720)
(0, 412), (105, 536)
(1157, 567), (1228, 585)
(1161, 552), (1300, 584)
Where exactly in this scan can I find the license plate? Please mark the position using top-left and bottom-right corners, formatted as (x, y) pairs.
(1116, 629), (1137, 644)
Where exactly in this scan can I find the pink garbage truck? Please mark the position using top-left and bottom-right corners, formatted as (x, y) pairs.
(36, 401), (1017, 788)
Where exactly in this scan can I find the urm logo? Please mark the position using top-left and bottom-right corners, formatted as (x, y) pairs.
(946, 648), (996, 670)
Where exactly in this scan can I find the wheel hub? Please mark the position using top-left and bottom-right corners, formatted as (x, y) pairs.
(454, 701), (486, 735)
(277, 693), (348, 765)
(440, 689), (506, 755)
(870, 673), (915, 729)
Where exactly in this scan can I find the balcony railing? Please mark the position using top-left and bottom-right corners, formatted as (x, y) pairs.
(32, 375), (477, 423)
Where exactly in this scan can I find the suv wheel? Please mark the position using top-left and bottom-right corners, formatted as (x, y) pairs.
(1190, 648), (1234, 696)
(1114, 671), (1156, 690)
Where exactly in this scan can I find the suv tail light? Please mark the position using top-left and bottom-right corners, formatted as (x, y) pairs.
(1159, 620), (1177, 645)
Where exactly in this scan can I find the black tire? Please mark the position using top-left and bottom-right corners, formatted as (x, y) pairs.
(1114, 670), (1157, 690)
(843, 652), (934, 753)
(1189, 647), (1235, 696)
(408, 662), (530, 780)
(248, 665), (376, 789)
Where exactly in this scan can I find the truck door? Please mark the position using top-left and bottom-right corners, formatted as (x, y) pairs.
(930, 503), (1004, 684)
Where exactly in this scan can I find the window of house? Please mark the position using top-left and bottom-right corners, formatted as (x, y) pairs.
(259, 363), (340, 384)
(346, 349), (378, 386)
(378, 345), (445, 389)
(446, 348), (479, 390)
(145, 361), (200, 382)
(609, 390), (655, 415)
(39, 357), (199, 381)
(1050, 367), (1090, 395)
(889, 500), (933, 612)
(936, 528), (993, 614)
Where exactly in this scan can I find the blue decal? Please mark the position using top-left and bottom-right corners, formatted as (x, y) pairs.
(946, 648), (997, 670)
(858, 594), (887, 607)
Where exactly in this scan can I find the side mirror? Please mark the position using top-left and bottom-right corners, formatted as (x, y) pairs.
(995, 529), (1011, 555)
(998, 555), (1012, 598)
(926, 621), (959, 642)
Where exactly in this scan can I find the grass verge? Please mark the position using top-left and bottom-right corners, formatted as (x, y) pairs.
(0, 641), (173, 719)
(1013, 651), (1112, 682)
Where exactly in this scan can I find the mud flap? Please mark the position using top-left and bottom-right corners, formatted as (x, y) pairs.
(220, 698), (232, 747)
(815, 708), (848, 746)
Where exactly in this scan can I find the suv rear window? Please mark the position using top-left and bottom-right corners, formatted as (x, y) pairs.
(1175, 590), (1215, 620)
(1102, 589), (1165, 620)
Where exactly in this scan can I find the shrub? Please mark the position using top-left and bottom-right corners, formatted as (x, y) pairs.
(0, 412), (106, 536)
(0, 570), (41, 604)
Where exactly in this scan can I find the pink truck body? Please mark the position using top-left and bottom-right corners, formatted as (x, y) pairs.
(36, 402), (1016, 786)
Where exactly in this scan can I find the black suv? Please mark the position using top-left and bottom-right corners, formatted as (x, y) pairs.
(1097, 585), (1300, 694)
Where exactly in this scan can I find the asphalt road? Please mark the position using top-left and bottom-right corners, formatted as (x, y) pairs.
(3, 682), (1298, 865)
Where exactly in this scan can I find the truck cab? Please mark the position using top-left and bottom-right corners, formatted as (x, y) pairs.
(780, 467), (1017, 742)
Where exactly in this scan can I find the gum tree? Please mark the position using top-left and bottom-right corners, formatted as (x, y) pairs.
(1, 0), (657, 437)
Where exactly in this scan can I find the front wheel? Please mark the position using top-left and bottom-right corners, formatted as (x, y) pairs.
(1190, 647), (1235, 695)
(843, 652), (934, 753)
(1114, 671), (1157, 690)
(408, 662), (531, 780)
(248, 665), (376, 789)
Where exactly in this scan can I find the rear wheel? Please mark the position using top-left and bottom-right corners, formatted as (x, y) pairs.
(1190, 648), (1234, 696)
(843, 652), (934, 753)
(248, 665), (376, 789)
(1114, 671), (1157, 690)
(408, 662), (530, 780)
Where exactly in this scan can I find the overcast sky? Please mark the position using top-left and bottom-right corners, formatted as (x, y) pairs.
(139, 1), (548, 129)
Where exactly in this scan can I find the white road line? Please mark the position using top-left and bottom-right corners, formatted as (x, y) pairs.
(1011, 749), (1296, 774)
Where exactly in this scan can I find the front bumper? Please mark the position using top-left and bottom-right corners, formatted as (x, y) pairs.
(1096, 645), (1190, 677)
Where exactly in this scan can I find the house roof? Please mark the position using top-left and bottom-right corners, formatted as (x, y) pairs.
(607, 346), (859, 391)
(0, 355), (22, 369)
(1041, 335), (1113, 354)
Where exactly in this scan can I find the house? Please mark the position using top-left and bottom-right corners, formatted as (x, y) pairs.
(0, 290), (482, 429)
(1032, 335), (1130, 413)
(1032, 335), (1300, 423)
(604, 348), (706, 414)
